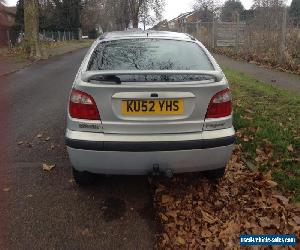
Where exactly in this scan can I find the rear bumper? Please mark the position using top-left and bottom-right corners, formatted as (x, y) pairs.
(66, 135), (235, 152)
(65, 128), (235, 175)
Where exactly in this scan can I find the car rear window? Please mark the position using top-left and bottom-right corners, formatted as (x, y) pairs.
(87, 39), (214, 71)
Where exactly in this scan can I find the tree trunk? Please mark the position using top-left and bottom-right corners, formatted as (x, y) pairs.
(24, 0), (42, 59)
(132, 14), (139, 28)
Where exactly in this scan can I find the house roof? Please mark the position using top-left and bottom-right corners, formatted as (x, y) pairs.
(0, 3), (16, 15)
(0, 3), (16, 27)
(168, 12), (193, 23)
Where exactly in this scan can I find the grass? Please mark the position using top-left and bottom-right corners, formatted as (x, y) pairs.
(6, 39), (94, 62)
(224, 68), (300, 202)
(43, 39), (94, 49)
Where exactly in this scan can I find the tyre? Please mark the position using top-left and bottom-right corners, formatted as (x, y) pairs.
(72, 168), (97, 186)
(203, 167), (226, 180)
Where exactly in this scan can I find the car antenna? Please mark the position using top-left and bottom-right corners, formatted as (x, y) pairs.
(147, 32), (149, 37)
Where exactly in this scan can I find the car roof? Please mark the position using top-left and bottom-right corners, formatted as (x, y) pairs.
(99, 30), (195, 41)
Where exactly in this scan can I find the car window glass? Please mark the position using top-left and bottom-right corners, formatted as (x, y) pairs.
(88, 39), (214, 71)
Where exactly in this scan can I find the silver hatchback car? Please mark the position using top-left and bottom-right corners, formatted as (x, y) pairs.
(65, 31), (235, 185)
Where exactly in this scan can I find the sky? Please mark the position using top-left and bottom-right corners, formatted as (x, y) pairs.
(5, 0), (292, 21)
(164, 0), (292, 20)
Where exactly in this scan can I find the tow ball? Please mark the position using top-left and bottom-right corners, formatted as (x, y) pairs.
(151, 164), (173, 178)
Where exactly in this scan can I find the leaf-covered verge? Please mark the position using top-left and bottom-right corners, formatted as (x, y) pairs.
(226, 69), (300, 202)
(154, 154), (300, 249)
(154, 70), (300, 249)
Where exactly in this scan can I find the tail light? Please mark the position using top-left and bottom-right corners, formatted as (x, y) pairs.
(69, 89), (100, 120)
(206, 88), (232, 118)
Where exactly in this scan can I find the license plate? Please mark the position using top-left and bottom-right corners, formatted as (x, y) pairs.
(121, 99), (184, 115)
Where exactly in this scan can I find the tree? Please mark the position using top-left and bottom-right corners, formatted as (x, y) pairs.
(57, 0), (81, 36)
(289, 0), (300, 25)
(81, 0), (106, 33)
(128, 0), (142, 28)
(139, 0), (165, 30)
(193, 0), (220, 21)
(13, 0), (24, 32)
(103, 0), (130, 31)
(128, 0), (165, 28)
(140, 1), (154, 30)
(220, 0), (244, 22)
(24, 0), (42, 59)
(252, 0), (285, 8)
(39, 0), (60, 31)
(251, 0), (286, 30)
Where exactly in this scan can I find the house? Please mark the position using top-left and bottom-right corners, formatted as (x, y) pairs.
(0, 3), (16, 45)
(168, 12), (193, 31)
(152, 19), (169, 31)
(168, 10), (214, 31)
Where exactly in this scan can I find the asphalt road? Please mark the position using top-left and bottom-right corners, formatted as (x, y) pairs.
(0, 49), (155, 250)
(214, 54), (300, 94)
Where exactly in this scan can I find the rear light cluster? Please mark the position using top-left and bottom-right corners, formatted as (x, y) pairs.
(69, 89), (100, 120)
(206, 88), (232, 118)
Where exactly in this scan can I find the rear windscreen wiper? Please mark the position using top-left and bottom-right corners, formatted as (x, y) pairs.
(89, 75), (121, 84)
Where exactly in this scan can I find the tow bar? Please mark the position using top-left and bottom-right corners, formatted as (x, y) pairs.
(151, 164), (173, 178)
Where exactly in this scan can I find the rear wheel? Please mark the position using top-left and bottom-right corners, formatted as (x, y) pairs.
(203, 167), (226, 180)
(72, 168), (97, 186)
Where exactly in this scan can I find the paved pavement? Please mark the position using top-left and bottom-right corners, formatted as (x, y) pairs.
(0, 49), (154, 250)
(214, 54), (300, 94)
(0, 42), (92, 77)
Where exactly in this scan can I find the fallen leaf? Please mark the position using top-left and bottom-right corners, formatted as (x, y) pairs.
(265, 180), (278, 188)
(42, 163), (56, 172)
(245, 109), (254, 114)
(287, 145), (294, 152)
(155, 184), (166, 193)
(81, 228), (90, 236)
(3, 188), (10, 192)
(273, 194), (289, 205)
(166, 210), (177, 218)
(293, 215), (300, 225)
(259, 217), (273, 227)
(242, 115), (253, 121)
(45, 137), (50, 141)
(160, 213), (168, 222)
(17, 141), (23, 145)
(176, 236), (185, 245)
(201, 211), (217, 224)
(259, 216), (280, 229)
(201, 229), (212, 238)
(37, 134), (43, 138)
(243, 136), (250, 142)
(219, 220), (240, 240)
(161, 194), (174, 204)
